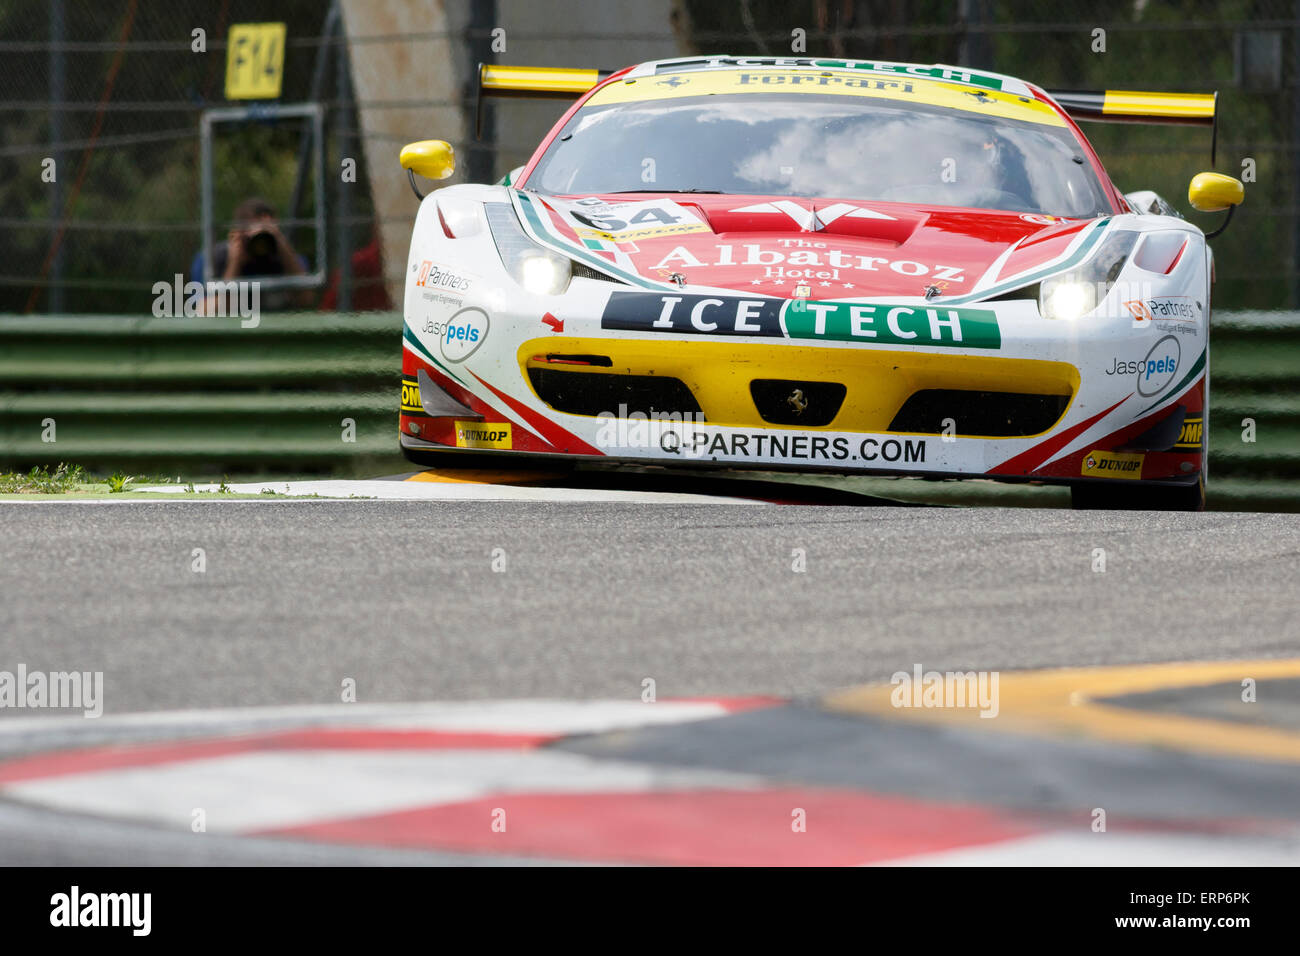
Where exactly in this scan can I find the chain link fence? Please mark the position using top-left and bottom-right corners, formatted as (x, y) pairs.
(1, 0), (1296, 313)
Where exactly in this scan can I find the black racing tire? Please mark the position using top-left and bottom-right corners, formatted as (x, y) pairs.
(1070, 477), (1205, 512)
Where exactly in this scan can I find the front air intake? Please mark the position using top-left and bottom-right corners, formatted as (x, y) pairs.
(888, 389), (1070, 437)
(528, 368), (703, 418)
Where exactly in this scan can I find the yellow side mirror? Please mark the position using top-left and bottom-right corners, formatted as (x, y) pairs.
(1188, 172), (1244, 212)
(400, 140), (455, 182)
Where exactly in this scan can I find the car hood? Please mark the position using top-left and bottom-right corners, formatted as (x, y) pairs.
(521, 191), (1097, 300)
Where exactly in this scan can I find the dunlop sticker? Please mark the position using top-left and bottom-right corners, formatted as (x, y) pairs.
(455, 421), (513, 449)
(1081, 449), (1144, 480)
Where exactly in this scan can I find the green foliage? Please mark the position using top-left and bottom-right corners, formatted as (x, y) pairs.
(105, 471), (132, 493)
(0, 463), (88, 493)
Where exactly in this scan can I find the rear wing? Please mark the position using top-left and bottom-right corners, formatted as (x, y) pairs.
(475, 64), (612, 137)
(1046, 90), (1218, 162)
(474, 64), (1219, 162)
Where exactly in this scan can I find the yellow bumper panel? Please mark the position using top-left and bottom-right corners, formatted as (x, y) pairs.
(519, 336), (1079, 437)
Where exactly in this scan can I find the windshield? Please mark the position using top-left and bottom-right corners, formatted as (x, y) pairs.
(527, 90), (1112, 218)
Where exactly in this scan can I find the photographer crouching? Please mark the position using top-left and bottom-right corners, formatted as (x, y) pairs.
(188, 197), (313, 314)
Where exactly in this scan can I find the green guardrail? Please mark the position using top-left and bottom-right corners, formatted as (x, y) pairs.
(0, 313), (407, 477)
(0, 310), (1295, 506)
(1207, 312), (1300, 493)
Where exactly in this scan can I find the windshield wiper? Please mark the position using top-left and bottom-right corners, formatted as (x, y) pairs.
(606, 188), (723, 194)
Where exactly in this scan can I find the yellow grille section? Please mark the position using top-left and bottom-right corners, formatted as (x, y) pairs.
(520, 337), (1079, 438)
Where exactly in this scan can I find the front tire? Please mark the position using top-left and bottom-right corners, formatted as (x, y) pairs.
(1071, 477), (1205, 512)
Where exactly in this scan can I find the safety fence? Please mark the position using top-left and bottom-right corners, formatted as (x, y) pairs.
(0, 310), (1295, 508)
(6, 1), (1300, 314)
(0, 313), (406, 478)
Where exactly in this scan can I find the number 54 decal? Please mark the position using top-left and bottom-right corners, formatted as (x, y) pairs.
(564, 198), (710, 241)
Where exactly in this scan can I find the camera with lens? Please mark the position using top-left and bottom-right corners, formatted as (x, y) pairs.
(244, 227), (279, 264)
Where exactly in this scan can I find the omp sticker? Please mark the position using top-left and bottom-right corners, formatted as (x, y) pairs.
(1081, 450), (1144, 479)
(589, 70), (1064, 126)
(1174, 416), (1203, 450)
(400, 379), (423, 414)
(455, 422), (513, 449)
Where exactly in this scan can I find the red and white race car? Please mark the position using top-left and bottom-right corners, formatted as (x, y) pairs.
(397, 56), (1244, 510)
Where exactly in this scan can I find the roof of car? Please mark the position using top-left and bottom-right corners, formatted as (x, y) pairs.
(620, 56), (1036, 99)
(588, 62), (1063, 127)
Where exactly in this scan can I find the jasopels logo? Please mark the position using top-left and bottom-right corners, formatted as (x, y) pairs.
(440, 307), (488, 362)
(1138, 334), (1180, 397)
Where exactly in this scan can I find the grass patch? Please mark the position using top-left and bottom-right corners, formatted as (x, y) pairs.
(0, 464), (291, 499)
(106, 471), (133, 493)
(0, 463), (89, 493)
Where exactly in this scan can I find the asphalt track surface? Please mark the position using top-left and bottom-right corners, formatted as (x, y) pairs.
(2, 501), (1298, 708)
(2, 495), (1299, 865)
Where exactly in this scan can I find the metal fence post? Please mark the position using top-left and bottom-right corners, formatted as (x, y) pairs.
(48, 0), (66, 315)
(335, 22), (353, 312)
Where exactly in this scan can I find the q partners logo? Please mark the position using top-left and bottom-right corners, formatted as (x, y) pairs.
(439, 307), (489, 363)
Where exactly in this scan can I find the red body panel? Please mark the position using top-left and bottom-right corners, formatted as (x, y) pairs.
(533, 194), (1094, 299)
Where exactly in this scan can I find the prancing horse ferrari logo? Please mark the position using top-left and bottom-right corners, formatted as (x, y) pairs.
(787, 389), (808, 415)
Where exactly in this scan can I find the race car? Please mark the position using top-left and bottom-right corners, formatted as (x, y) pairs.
(396, 56), (1244, 510)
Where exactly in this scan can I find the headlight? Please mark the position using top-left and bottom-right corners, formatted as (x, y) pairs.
(1039, 279), (1096, 320)
(1038, 229), (1139, 320)
(485, 204), (571, 295)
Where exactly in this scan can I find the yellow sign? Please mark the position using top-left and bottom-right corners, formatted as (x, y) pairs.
(1081, 449), (1144, 480)
(455, 422), (513, 449)
(225, 23), (286, 100)
(588, 70), (1065, 127)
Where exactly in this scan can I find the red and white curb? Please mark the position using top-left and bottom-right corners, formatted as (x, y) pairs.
(1, 699), (1295, 865)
